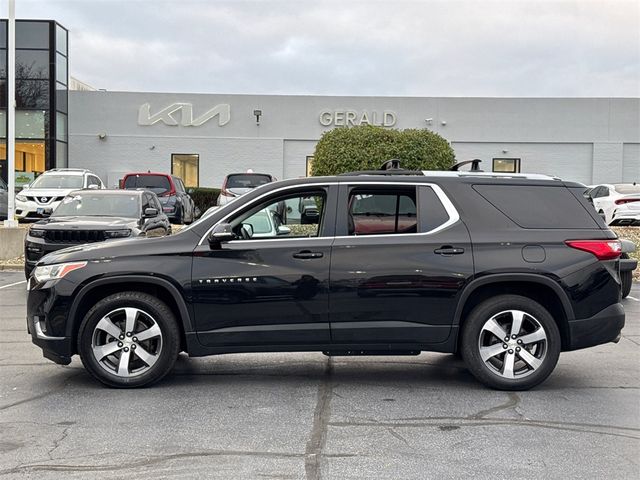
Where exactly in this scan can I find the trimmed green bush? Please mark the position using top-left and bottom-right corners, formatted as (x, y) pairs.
(311, 125), (455, 176)
(189, 187), (220, 215)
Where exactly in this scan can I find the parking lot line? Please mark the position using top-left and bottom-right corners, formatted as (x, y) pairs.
(626, 296), (639, 302)
(0, 280), (26, 290)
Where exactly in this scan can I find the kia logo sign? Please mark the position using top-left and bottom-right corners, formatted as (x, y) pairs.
(138, 103), (231, 127)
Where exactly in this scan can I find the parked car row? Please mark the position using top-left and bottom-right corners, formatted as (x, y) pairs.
(584, 183), (640, 226)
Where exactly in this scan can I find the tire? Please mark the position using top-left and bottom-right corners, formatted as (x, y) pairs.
(78, 292), (180, 388)
(175, 207), (184, 225)
(461, 295), (561, 391)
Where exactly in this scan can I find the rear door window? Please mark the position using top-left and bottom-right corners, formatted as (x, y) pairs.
(124, 175), (171, 195)
(473, 184), (600, 229)
(348, 188), (417, 235)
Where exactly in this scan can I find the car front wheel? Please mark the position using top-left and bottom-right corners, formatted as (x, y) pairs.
(461, 295), (561, 390)
(78, 292), (180, 388)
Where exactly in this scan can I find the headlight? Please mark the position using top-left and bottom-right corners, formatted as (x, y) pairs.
(33, 261), (87, 283)
(29, 228), (46, 238)
(16, 194), (27, 202)
(104, 229), (131, 238)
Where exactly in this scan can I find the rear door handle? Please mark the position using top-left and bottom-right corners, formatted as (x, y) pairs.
(293, 250), (324, 259)
(434, 246), (465, 255)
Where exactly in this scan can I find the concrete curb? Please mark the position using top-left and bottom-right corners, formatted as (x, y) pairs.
(0, 264), (22, 271)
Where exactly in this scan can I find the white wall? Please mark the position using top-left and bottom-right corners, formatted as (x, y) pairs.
(68, 92), (640, 186)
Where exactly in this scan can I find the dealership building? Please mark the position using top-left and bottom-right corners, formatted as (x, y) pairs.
(1, 19), (639, 192)
(67, 93), (640, 189)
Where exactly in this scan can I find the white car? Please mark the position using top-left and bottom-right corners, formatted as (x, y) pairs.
(15, 169), (105, 221)
(587, 183), (640, 226)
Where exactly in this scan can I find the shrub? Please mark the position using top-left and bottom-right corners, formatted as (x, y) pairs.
(311, 125), (455, 176)
(189, 187), (220, 215)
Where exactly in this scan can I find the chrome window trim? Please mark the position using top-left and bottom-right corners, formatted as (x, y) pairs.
(198, 181), (460, 246)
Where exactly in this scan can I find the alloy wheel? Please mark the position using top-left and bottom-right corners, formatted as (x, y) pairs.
(91, 307), (163, 378)
(477, 309), (548, 379)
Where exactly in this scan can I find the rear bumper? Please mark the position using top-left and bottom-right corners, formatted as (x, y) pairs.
(620, 258), (637, 272)
(566, 302), (625, 351)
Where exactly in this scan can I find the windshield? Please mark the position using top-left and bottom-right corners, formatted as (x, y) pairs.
(614, 184), (640, 195)
(53, 193), (141, 218)
(31, 175), (84, 189)
(124, 175), (171, 194)
(226, 174), (272, 189)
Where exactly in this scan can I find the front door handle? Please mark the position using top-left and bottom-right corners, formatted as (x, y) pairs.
(293, 250), (324, 259)
(434, 246), (465, 255)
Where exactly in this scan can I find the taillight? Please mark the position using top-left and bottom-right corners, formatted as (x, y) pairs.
(615, 198), (640, 205)
(565, 240), (622, 260)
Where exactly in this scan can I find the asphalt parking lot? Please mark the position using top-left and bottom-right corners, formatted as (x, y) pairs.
(0, 271), (638, 479)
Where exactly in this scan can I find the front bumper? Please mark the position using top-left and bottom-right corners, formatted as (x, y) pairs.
(566, 302), (625, 351)
(16, 199), (59, 220)
(27, 276), (76, 365)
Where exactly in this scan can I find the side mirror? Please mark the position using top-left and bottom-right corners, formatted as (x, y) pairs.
(241, 223), (254, 238)
(277, 225), (291, 236)
(187, 188), (194, 195)
(208, 223), (235, 249)
(144, 207), (158, 217)
(87, 184), (99, 190)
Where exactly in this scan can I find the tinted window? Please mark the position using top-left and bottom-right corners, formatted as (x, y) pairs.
(473, 184), (600, 229)
(87, 175), (101, 187)
(419, 186), (450, 231)
(53, 193), (141, 218)
(16, 21), (50, 49)
(226, 174), (272, 189)
(348, 188), (417, 235)
(16, 50), (49, 79)
(123, 175), (171, 194)
(174, 177), (185, 193)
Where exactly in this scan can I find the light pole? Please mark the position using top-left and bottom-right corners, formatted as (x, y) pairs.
(3, 0), (17, 227)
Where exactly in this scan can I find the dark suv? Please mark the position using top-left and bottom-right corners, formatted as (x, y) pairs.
(27, 169), (625, 390)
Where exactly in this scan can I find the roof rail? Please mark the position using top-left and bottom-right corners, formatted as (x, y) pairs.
(338, 159), (425, 177)
(451, 159), (483, 172)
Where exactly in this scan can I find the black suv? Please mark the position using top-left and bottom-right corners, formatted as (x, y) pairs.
(24, 189), (171, 278)
(27, 169), (625, 390)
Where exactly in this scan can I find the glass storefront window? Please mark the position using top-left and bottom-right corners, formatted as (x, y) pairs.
(16, 110), (47, 139)
(56, 52), (67, 85)
(16, 50), (49, 79)
(56, 25), (68, 55)
(16, 22), (50, 49)
(0, 22), (6, 49)
(0, 81), (6, 108)
(171, 154), (199, 187)
(56, 112), (67, 141)
(0, 49), (6, 78)
(0, 141), (46, 176)
(56, 82), (67, 113)
(492, 158), (521, 173)
(56, 141), (68, 168)
(17, 80), (49, 109)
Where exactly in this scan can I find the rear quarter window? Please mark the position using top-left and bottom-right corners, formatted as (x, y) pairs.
(473, 184), (600, 229)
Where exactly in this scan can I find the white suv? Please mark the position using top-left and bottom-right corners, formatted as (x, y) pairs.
(15, 169), (104, 220)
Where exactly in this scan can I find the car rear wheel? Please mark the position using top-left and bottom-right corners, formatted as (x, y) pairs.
(78, 292), (180, 388)
(461, 295), (561, 390)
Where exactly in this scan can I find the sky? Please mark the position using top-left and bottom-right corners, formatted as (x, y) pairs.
(9, 0), (640, 97)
